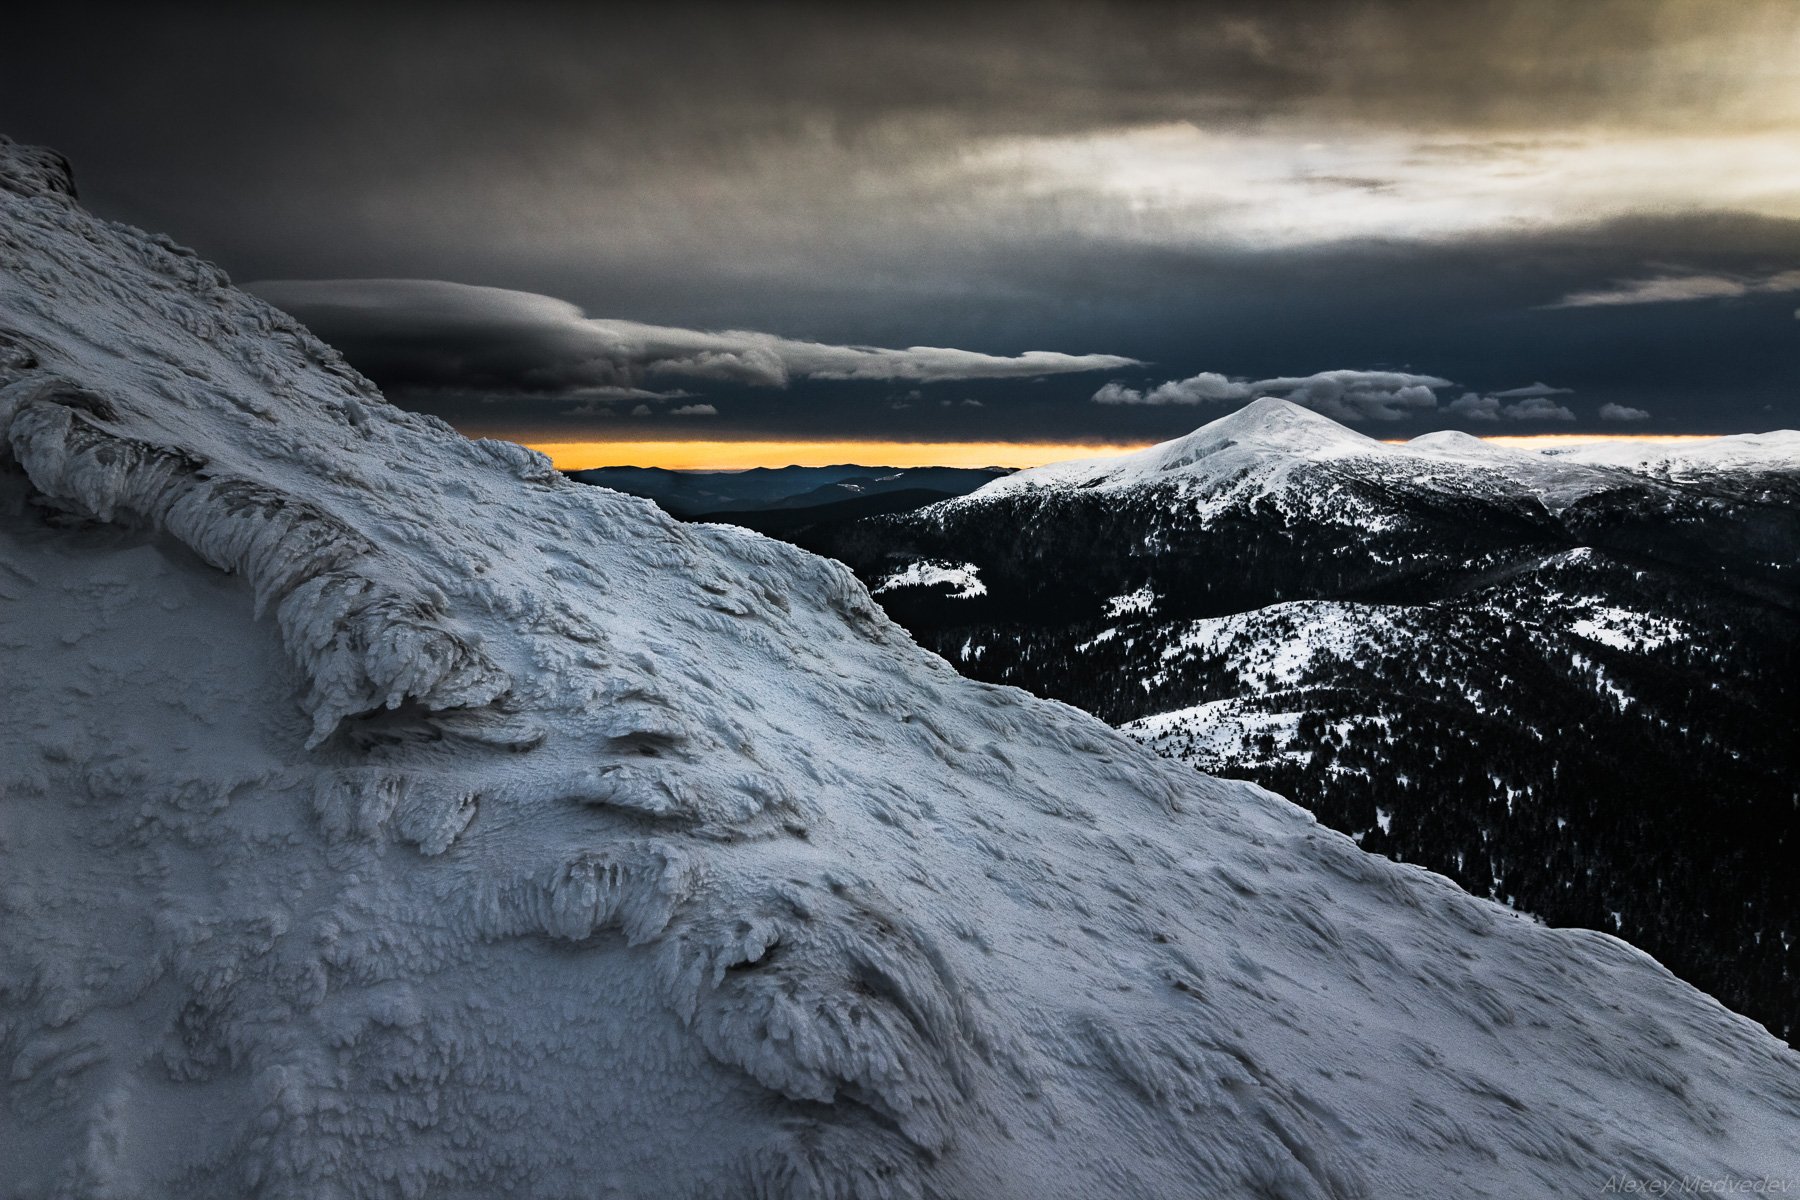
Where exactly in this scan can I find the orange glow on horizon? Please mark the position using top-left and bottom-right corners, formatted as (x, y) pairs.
(527, 439), (1151, 471)
(524, 432), (1736, 471)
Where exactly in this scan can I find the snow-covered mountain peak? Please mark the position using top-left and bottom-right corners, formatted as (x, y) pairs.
(1184, 394), (1379, 452)
(1139, 396), (1382, 468)
(954, 398), (1617, 517)
(5, 141), (1800, 1196)
(1406, 428), (1518, 458)
(967, 398), (1384, 501)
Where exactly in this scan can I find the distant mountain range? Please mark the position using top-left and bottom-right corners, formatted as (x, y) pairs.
(568, 463), (1012, 517)
(792, 399), (1800, 1040)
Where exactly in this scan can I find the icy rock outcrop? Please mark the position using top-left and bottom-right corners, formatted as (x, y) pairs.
(3, 138), (1799, 1198)
(0, 137), (77, 201)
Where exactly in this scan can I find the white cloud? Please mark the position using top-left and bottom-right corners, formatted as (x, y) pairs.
(668, 403), (718, 417)
(1599, 402), (1651, 422)
(1255, 372), (1445, 423)
(1447, 392), (1502, 421)
(1550, 269), (1800, 308)
(1094, 371), (1253, 407)
(963, 125), (1800, 250)
(1447, 386), (1584, 423)
(1094, 368), (1450, 423)
(1491, 381), (1574, 398)
(1502, 396), (1576, 422)
(249, 278), (1139, 393)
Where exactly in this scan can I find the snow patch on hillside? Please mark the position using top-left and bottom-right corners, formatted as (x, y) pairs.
(874, 558), (987, 598)
(1160, 601), (1417, 689)
(1569, 606), (1688, 652)
(1126, 699), (1308, 769)
(1103, 584), (1156, 618)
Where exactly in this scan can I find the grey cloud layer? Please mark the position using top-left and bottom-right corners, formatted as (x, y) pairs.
(248, 280), (1137, 398)
(1445, 381), (1579, 422)
(11, 2), (1796, 280)
(1446, 393), (1584, 422)
(6, 2), (1792, 439)
(1095, 369), (1451, 423)
(1096, 368), (1605, 424)
(1551, 270), (1800, 307)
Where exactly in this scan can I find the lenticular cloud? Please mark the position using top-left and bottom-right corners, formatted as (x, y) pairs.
(250, 277), (1140, 396)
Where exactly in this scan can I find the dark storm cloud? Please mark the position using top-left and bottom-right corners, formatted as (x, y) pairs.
(5, 0), (1798, 441)
(12, 0), (1796, 277)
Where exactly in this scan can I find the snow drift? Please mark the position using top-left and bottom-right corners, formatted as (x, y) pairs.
(2, 138), (1798, 1198)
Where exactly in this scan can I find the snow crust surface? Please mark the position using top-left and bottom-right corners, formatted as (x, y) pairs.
(4, 138), (1800, 1198)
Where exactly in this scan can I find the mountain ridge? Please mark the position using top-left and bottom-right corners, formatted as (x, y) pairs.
(5, 137), (1799, 1197)
(569, 462), (1012, 516)
(947, 397), (1798, 517)
(808, 399), (1800, 1040)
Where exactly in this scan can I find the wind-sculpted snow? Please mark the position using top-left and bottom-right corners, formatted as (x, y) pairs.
(3, 136), (1799, 1198)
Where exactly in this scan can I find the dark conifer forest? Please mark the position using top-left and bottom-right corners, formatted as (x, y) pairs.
(775, 451), (1800, 1041)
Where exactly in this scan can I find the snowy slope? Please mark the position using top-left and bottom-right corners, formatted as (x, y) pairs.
(4, 138), (1800, 1199)
(1119, 584), (1692, 775)
(1541, 430), (1800, 477)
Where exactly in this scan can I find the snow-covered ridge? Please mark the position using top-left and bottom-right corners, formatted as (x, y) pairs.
(4, 137), (1799, 1197)
(949, 397), (1796, 517)
(1122, 587), (1694, 768)
(967, 397), (1386, 498)
(1542, 430), (1800, 476)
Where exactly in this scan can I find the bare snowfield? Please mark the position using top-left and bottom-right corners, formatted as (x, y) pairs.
(3, 138), (1799, 1199)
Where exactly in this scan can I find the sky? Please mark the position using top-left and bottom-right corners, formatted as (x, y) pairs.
(5, 1), (1798, 466)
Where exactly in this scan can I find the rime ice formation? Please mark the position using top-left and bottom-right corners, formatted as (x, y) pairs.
(2, 137), (1799, 1199)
